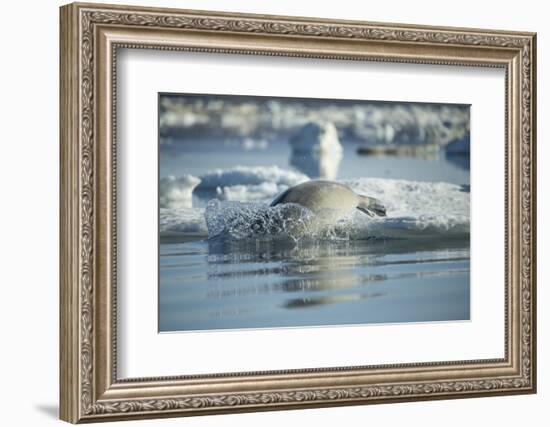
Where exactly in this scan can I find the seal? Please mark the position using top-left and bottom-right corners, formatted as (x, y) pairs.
(270, 180), (386, 219)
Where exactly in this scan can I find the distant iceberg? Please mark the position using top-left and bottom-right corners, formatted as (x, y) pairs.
(290, 121), (342, 153)
(289, 121), (343, 179)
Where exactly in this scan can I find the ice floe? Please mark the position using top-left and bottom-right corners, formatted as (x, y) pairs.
(160, 177), (469, 241)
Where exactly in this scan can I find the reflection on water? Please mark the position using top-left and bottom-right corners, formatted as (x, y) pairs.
(159, 236), (470, 332)
(290, 149), (342, 179)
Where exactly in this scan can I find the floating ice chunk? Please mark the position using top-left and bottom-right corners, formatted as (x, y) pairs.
(196, 166), (309, 202)
(215, 182), (285, 201)
(289, 121), (343, 179)
(198, 166), (308, 189)
(159, 174), (201, 209)
(290, 121), (343, 154)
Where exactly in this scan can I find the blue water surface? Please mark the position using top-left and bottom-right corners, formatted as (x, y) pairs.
(159, 138), (470, 332)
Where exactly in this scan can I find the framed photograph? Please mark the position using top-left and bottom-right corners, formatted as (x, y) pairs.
(59, 2), (537, 423)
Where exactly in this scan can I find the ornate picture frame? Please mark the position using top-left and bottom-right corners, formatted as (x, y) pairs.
(60, 2), (536, 423)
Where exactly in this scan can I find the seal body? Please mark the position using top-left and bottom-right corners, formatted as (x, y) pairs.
(270, 180), (386, 219)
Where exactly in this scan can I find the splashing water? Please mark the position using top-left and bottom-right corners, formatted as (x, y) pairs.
(204, 200), (362, 242)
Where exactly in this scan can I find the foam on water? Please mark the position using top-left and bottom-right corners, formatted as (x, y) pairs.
(160, 177), (469, 241)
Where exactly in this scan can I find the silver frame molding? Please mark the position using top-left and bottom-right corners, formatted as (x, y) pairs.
(60, 2), (536, 423)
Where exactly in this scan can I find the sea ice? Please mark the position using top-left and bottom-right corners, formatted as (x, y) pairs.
(196, 165), (309, 202)
(159, 174), (201, 209)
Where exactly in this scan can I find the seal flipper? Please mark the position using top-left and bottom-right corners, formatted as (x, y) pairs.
(357, 196), (386, 217)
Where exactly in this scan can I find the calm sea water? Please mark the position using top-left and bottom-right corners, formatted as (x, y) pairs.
(159, 139), (470, 332)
